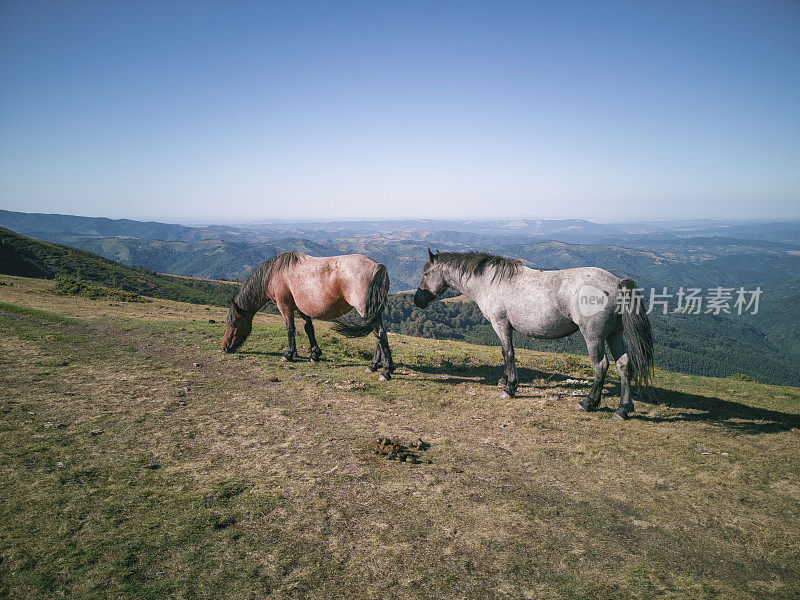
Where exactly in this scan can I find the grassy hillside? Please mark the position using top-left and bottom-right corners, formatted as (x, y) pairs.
(0, 227), (239, 306)
(1, 274), (798, 599)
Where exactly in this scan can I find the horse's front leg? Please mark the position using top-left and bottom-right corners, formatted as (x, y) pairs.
(375, 318), (394, 381)
(300, 313), (322, 362)
(279, 305), (298, 362)
(491, 319), (517, 397)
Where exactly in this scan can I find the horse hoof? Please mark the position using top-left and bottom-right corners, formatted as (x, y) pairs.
(378, 374), (388, 382)
(309, 358), (317, 363)
(576, 403), (588, 412)
(280, 356), (288, 362)
(612, 410), (628, 420)
(365, 366), (377, 373)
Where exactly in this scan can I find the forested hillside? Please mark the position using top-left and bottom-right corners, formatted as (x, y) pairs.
(0, 227), (238, 306)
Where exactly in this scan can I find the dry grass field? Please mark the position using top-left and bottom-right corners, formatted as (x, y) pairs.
(1, 274), (798, 599)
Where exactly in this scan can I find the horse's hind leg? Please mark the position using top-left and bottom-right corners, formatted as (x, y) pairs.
(366, 332), (381, 373)
(373, 318), (394, 381)
(278, 304), (298, 362)
(576, 330), (609, 412)
(380, 323), (394, 374)
(607, 329), (634, 419)
(300, 313), (322, 362)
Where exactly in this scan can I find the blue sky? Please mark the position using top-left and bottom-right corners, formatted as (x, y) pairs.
(1, 1), (798, 222)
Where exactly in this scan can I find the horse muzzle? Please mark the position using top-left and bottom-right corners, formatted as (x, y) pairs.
(414, 288), (436, 309)
(222, 337), (241, 353)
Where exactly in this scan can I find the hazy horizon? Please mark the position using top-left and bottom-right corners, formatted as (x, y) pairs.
(3, 207), (799, 230)
(5, 208), (800, 227)
(2, 1), (799, 222)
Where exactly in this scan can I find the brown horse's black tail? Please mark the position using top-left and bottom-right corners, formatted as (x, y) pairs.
(332, 264), (389, 338)
(618, 278), (655, 389)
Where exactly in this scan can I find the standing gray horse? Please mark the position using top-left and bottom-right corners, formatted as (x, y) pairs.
(414, 250), (653, 419)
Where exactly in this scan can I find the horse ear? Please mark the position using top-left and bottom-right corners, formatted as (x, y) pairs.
(428, 248), (436, 262)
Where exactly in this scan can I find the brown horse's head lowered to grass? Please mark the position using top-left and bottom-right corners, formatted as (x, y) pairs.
(222, 299), (252, 353)
(221, 252), (301, 354)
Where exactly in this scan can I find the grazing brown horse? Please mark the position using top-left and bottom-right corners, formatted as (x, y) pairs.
(222, 252), (395, 380)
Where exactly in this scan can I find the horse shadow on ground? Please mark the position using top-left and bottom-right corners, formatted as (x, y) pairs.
(634, 386), (800, 434)
(411, 363), (800, 435)
(237, 349), (330, 363)
(412, 362), (576, 387)
(238, 349), (286, 359)
(237, 349), (368, 369)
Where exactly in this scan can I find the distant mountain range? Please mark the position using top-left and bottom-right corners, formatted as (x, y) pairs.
(2, 209), (799, 289)
(3, 209), (799, 245)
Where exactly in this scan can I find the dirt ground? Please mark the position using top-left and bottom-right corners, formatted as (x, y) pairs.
(1, 274), (799, 599)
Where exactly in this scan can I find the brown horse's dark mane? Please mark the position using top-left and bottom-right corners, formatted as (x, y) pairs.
(436, 251), (522, 282)
(235, 251), (305, 313)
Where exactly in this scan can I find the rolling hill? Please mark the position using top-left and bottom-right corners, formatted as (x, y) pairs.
(0, 227), (239, 306)
(20, 230), (800, 292)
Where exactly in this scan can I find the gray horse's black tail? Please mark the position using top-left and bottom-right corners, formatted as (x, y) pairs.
(618, 279), (654, 389)
(332, 264), (389, 338)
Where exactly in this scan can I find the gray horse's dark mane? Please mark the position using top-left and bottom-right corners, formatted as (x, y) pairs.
(436, 251), (522, 282)
(235, 251), (305, 313)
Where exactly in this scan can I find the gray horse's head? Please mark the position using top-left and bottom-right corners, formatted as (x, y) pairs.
(414, 249), (449, 308)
